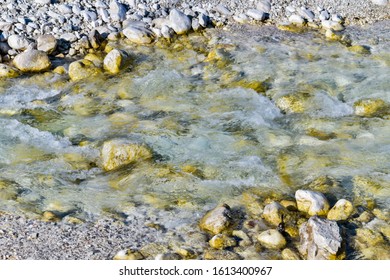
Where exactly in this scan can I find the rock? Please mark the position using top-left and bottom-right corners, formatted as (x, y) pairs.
(191, 19), (201, 32)
(371, 0), (389, 5)
(7, 35), (29, 50)
(327, 199), (354, 221)
(68, 59), (103, 81)
(319, 10), (330, 21)
(257, 229), (287, 250)
(348, 45), (371, 55)
(209, 234), (237, 249)
(199, 13), (210, 28)
(247, 9), (267, 21)
(37, 35), (57, 54)
(113, 249), (144, 260)
(34, 0), (51, 5)
(257, 0), (272, 13)
(355, 228), (385, 249)
(199, 204), (232, 235)
(321, 20), (344, 31)
(298, 216), (342, 260)
(353, 99), (388, 117)
(161, 25), (174, 39)
(299, 7), (315, 21)
(110, 0), (127, 22)
(232, 230), (252, 247)
(281, 248), (301, 260)
(84, 53), (105, 68)
(89, 29), (104, 49)
(169, 9), (192, 35)
(101, 139), (153, 171)
(289, 14), (305, 25)
(215, 4), (232, 16)
(295, 189), (330, 216)
(204, 249), (242, 260)
(155, 253), (182, 260)
(13, 50), (51, 73)
(262, 202), (286, 226)
(123, 25), (155, 44)
(103, 49), (130, 74)
(0, 63), (20, 78)
(233, 14), (249, 24)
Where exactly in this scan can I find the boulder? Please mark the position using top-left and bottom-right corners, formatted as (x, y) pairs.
(298, 216), (342, 260)
(199, 204), (232, 235)
(101, 139), (152, 171)
(68, 59), (103, 81)
(257, 229), (287, 250)
(103, 49), (130, 74)
(169, 9), (192, 35)
(37, 34), (57, 54)
(0, 63), (20, 78)
(295, 189), (330, 216)
(327, 199), (354, 221)
(7, 35), (30, 50)
(123, 25), (155, 44)
(13, 50), (51, 72)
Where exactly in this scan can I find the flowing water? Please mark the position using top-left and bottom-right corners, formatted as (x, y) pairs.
(0, 23), (389, 233)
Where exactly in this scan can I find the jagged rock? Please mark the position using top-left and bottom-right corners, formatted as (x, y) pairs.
(298, 216), (342, 260)
(199, 204), (232, 235)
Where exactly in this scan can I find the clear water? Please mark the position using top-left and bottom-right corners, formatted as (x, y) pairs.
(0, 24), (389, 228)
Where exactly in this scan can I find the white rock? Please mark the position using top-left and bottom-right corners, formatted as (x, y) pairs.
(286, 6), (296, 13)
(371, 0), (388, 6)
(295, 190), (330, 216)
(57, 4), (72, 14)
(233, 14), (249, 24)
(321, 20), (344, 31)
(289, 14), (305, 25)
(215, 4), (232, 15)
(262, 202), (286, 226)
(110, 0), (127, 22)
(257, 229), (287, 249)
(169, 9), (192, 35)
(103, 49), (130, 74)
(319, 10), (330, 21)
(247, 9), (267, 21)
(123, 25), (155, 44)
(192, 18), (201, 32)
(13, 50), (51, 73)
(8, 35), (29, 50)
(257, 0), (272, 13)
(161, 25), (174, 39)
(37, 34), (57, 54)
(299, 216), (342, 260)
(300, 7), (315, 21)
(34, 0), (51, 5)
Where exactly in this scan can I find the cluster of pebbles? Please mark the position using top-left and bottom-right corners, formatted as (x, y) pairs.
(0, 0), (388, 65)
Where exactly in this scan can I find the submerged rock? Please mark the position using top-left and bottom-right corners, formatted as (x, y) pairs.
(209, 234), (237, 249)
(281, 248), (301, 260)
(199, 204), (232, 235)
(204, 249), (242, 260)
(0, 63), (20, 78)
(13, 50), (51, 72)
(298, 216), (342, 260)
(257, 229), (287, 250)
(100, 139), (153, 171)
(68, 59), (103, 81)
(353, 98), (388, 117)
(327, 199), (354, 221)
(262, 201), (286, 226)
(295, 190), (330, 216)
(103, 49), (130, 74)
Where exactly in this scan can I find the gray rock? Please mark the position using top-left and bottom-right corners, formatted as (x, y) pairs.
(13, 50), (51, 72)
(110, 0), (127, 22)
(0, 42), (11, 55)
(37, 34), (57, 54)
(57, 4), (73, 14)
(215, 4), (232, 16)
(123, 25), (155, 44)
(95, 0), (108, 9)
(298, 216), (342, 260)
(169, 9), (192, 35)
(289, 14), (305, 25)
(233, 14), (249, 24)
(257, 229), (287, 249)
(88, 29), (104, 49)
(257, 0), (272, 13)
(34, 0), (51, 5)
(191, 18), (201, 32)
(199, 204), (232, 235)
(8, 35), (29, 50)
(61, 33), (78, 43)
(199, 13), (210, 28)
(247, 9), (267, 21)
(300, 7), (315, 21)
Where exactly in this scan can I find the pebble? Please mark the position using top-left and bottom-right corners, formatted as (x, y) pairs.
(257, 0), (272, 13)
(123, 25), (155, 44)
(209, 234), (237, 249)
(8, 34), (30, 50)
(262, 201), (286, 226)
(257, 229), (287, 250)
(109, 0), (127, 22)
(199, 204), (232, 235)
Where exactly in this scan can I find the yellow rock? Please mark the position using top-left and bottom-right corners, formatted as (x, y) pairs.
(100, 139), (153, 171)
(42, 211), (60, 222)
(52, 66), (66, 75)
(327, 199), (354, 221)
(0, 63), (20, 78)
(355, 228), (385, 249)
(262, 202), (286, 226)
(280, 200), (297, 211)
(113, 249), (144, 260)
(68, 59), (103, 81)
(282, 248), (301, 260)
(209, 234), (237, 249)
(103, 49), (131, 74)
(175, 248), (197, 259)
(199, 204), (232, 235)
(277, 23), (306, 33)
(353, 99), (388, 117)
(372, 208), (389, 222)
(348, 45), (371, 55)
(204, 249), (242, 260)
(84, 53), (105, 67)
(257, 229), (287, 250)
(325, 29), (343, 41)
(0, 180), (18, 200)
(276, 92), (310, 113)
(285, 226), (299, 239)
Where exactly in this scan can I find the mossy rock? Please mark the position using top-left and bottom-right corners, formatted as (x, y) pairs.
(353, 99), (388, 117)
(348, 45), (371, 55)
(68, 59), (103, 81)
(276, 92), (311, 113)
(0, 63), (20, 78)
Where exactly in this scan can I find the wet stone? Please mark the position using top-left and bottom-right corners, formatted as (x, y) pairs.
(199, 204), (232, 235)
